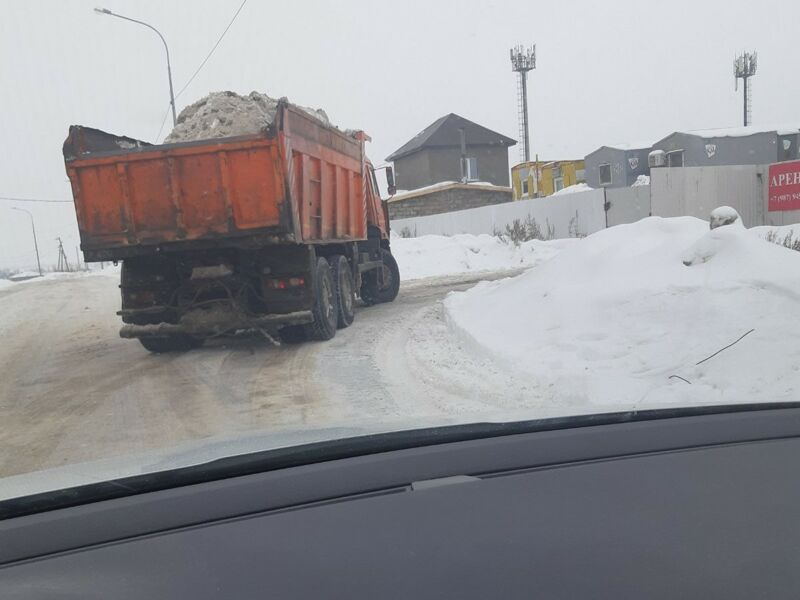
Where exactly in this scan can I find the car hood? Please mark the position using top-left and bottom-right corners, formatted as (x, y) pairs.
(0, 400), (764, 504)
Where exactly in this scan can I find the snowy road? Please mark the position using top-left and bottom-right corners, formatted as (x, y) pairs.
(5, 220), (796, 482)
(0, 270), (535, 478)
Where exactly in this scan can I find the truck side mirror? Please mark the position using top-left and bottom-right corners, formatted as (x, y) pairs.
(386, 166), (396, 196)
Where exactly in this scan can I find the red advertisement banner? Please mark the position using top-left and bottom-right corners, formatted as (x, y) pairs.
(768, 160), (800, 212)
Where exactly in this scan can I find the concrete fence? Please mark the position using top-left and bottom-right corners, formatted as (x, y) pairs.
(391, 185), (653, 240)
(606, 186), (651, 227)
(649, 165), (800, 227)
(390, 165), (800, 239)
(391, 189), (607, 239)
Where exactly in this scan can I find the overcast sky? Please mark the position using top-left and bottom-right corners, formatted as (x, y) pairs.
(1, 0), (798, 269)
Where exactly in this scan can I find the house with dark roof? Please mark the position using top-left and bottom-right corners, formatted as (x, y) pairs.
(386, 113), (516, 190)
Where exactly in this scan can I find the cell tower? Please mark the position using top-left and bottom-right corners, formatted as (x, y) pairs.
(510, 44), (536, 163)
(734, 51), (757, 126)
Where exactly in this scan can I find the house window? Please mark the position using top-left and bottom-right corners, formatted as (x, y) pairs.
(667, 150), (684, 167)
(522, 179), (529, 197)
(553, 177), (565, 192)
(464, 157), (478, 181)
(599, 163), (612, 185)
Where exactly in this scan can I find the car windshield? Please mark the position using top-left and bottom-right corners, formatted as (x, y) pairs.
(2, 0), (799, 507)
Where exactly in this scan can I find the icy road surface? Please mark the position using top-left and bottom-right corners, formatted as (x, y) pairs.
(0, 270), (539, 478)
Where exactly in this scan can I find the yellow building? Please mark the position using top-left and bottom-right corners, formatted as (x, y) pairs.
(511, 159), (586, 200)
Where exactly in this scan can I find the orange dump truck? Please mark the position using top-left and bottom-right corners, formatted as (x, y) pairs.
(63, 100), (399, 352)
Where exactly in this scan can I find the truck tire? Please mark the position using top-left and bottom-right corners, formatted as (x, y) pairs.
(305, 257), (339, 341)
(330, 255), (355, 328)
(361, 249), (400, 305)
(138, 335), (204, 353)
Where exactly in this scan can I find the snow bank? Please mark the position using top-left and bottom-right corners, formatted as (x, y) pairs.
(444, 217), (800, 408)
(391, 233), (576, 281)
(7, 271), (41, 282)
(632, 175), (650, 186)
(0, 267), (120, 292)
(551, 183), (591, 196)
(751, 224), (799, 241)
(165, 91), (331, 143)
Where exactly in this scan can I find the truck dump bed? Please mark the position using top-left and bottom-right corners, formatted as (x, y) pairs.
(64, 103), (370, 261)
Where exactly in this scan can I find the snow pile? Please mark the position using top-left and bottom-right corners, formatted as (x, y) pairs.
(632, 175), (650, 186)
(551, 183), (591, 196)
(391, 180), (508, 199)
(751, 224), (799, 241)
(165, 91), (330, 143)
(444, 216), (800, 408)
(391, 233), (576, 280)
(8, 271), (41, 282)
(708, 205), (741, 230)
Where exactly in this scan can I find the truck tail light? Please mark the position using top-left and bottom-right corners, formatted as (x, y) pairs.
(128, 290), (155, 304)
(265, 277), (305, 290)
(266, 279), (287, 290)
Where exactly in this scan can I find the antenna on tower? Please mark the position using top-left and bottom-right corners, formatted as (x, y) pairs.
(510, 44), (536, 163)
(734, 51), (757, 126)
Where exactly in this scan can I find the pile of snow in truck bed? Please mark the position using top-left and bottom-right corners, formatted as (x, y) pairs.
(165, 91), (330, 143)
(444, 216), (800, 408)
(391, 233), (577, 280)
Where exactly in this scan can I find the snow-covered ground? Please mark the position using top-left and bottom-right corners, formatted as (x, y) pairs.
(751, 223), (799, 241)
(0, 234), (569, 290)
(444, 216), (800, 408)
(3, 217), (800, 487)
(0, 267), (119, 291)
(391, 233), (577, 280)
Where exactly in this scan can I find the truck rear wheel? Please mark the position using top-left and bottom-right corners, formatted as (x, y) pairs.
(138, 335), (204, 353)
(330, 255), (355, 328)
(361, 249), (400, 305)
(305, 257), (339, 341)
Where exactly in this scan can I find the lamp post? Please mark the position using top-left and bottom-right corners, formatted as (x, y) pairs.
(11, 207), (42, 276)
(94, 7), (177, 126)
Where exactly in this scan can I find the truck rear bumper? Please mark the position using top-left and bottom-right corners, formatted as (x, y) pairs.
(84, 230), (298, 262)
(119, 309), (313, 339)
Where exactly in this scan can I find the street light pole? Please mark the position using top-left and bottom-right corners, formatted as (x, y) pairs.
(94, 7), (177, 126)
(11, 207), (42, 276)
